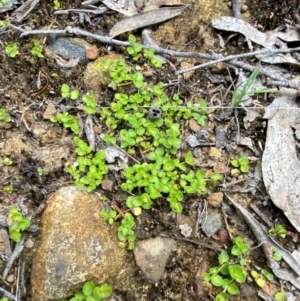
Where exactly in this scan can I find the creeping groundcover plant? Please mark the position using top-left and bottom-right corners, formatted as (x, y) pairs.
(51, 34), (219, 249)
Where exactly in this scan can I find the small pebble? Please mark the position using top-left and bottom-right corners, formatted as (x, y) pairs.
(6, 274), (14, 283)
(231, 168), (240, 178)
(241, 4), (248, 13)
(218, 229), (229, 243)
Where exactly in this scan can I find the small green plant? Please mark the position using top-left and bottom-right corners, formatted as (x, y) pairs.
(231, 68), (278, 108)
(5, 42), (19, 58)
(209, 172), (223, 186)
(0, 109), (11, 122)
(58, 281), (112, 301)
(0, 0), (7, 4)
(118, 212), (136, 250)
(101, 209), (117, 225)
(143, 48), (162, 68)
(250, 268), (273, 288)
(82, 93), (97, 114)
(0, 20), (8, 27)
(0, 298), (9, 301)
(3, 157), (13, 166)
(8, 206), (31, 242)
(31, 39), (44, 58)
(67, 137), (109, 192)
(271, 246), (283, 262)
(275, 285), (285, 301)
(3, 185), (13, 192)
(231, 156), (249, 173)
(37, 166), (43, 176)
(61, 84), (79, 100)
(127, 34), (143, 61)
(50, 112), (80, 134)
(53, 0), (60, 9)
(204, 252), (246, 300)
(269, 224), (287, 239)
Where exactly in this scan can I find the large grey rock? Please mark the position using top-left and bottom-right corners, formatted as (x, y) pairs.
(31, 186), (126, 301)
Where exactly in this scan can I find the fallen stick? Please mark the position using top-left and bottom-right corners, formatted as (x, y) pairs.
(9, 25), (300, 89)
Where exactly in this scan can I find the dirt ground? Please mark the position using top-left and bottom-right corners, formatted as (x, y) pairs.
(0, 0), (300, 300)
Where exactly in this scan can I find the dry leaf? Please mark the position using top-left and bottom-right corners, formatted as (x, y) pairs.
(110, 6), (186, 37)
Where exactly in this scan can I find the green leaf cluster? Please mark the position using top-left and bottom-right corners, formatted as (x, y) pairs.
(31, 39), (44, 58)
(118, 212), (136, 250)
(4, 185), (13, 192)
(82, 93), (97, 114)
(3, 157), (13, 166)
(127, 34), (162, 67)
(121, 152), (210, 213)
(251, 268), (273, 288)
(51, 112), (80, 134)
(0, 20), (8, 27)
(269, 224), (287, 239)
(67, 137), (108, 192)
(203, 236), (251, 301)
(231, 156), (249, 173)
(58, 281), (112, 301)
(8, 206), (31, 242)
(101, 209), (117, 225)
(61, 84), (79, 100)
(53, 0), (60, 9)
(127, 34), (143, 61)
(5, 42), (19, 58)
(0, 109), (11, 122)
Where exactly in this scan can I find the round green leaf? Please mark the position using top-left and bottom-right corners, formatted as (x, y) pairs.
(10, 229), (21, 242)
(256, 278), (266, 288)
(240, 165), (249, 173)
(83, 281), (96, 296)
(227, 283), (239, 295)
(17, 219), (30, 231)
(215, 292), (229, 301)
(211, 275), (224, 287)
(93, 284), (112, 299)
(86, 296), (97, 301)
(228, 265), (247, 283)
(218, 251), (229, 265)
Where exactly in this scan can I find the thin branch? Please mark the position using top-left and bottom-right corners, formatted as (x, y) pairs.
(176, 47), (300, 75)
(231, 0), (241, 19)
(0, 287), (17, 301)
(54, 8), (107, 15)
(9, 25), (300, 89)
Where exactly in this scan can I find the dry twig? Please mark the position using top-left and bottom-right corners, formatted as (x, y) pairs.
(9, 25), (300, 89)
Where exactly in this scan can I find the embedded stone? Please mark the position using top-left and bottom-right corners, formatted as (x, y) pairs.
(31, 186), (126, 301)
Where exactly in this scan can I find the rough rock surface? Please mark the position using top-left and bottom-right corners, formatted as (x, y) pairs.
(201, 212), (222, 237)
(31, 186), (126, 301)
(83, 53), (123, 98)
(134, 236), (175, 283)
(207, 192), (224, 207)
